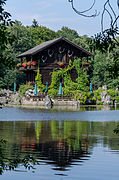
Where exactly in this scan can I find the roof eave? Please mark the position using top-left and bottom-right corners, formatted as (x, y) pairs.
(62, 37), (93, 56)
(17, 37), (93, 58)
(16, 37), (63, 58)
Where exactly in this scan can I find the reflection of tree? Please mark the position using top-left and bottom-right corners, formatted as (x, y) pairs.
(16, 121), (92, 170)
(1, 120), (119, 174)
(0, 120), (94, 174)
(0, 139), (40, 175)
(20, 139), (91, 171)
(0, 137), (91, 174)
(35, 121), (42, 142)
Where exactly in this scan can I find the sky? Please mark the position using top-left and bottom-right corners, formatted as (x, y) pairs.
(4, 0), (119, 36)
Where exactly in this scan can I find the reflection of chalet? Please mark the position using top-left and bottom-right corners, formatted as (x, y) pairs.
(17, 37), (93, 84)
(20, 140), (90, 170)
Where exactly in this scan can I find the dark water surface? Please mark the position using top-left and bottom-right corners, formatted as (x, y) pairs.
(0, 106), (119, 180)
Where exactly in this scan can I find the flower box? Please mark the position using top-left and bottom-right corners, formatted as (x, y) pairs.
(31, 65), (37, 70)
(22, 63), (27, 67)
(27, 82), (31, 86)
(16, 63), (21, 67)
(27, 61), (31, 66)
(82, 61), (90, 65)
(58, 62), (64, 67)
(85, 62), (90, 65)
(32, 61), (37, 66)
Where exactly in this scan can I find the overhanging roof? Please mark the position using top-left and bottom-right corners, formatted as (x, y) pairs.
(17, 37), (93, 58)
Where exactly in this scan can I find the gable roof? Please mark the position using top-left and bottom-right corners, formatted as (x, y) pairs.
(17, 37), (93, 58)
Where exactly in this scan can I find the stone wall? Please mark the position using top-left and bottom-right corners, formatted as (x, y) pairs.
(0, 89), (22, 105)
(0, 86), (117, 107)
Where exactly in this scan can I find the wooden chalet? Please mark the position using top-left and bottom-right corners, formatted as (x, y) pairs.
(17, 37), (93, 85)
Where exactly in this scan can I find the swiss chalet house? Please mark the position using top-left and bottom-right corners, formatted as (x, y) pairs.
(17, 37), (93, 85)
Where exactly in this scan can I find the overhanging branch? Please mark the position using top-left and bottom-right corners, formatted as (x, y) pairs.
(68, 0), (99, 17)
(68, 0), (119, 50)
(68, 0), (119, 32)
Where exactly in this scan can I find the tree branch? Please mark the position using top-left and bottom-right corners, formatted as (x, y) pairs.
(68, 0), (119, 32)
(68, 0), (99, 17)
(68, 0), (119, 51)
(101, 0), (119, 32)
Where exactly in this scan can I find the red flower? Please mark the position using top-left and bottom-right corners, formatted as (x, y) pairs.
(85, 62), (90, 65)
(27, 61), (31, 66)
(82, 61), (90, 65)
(59, 62), (64, 67)
(32, 61), (37, 66)
(22, 63), (27, 67)
(17, 63), (21, 67)
(27, 82), (31, 86)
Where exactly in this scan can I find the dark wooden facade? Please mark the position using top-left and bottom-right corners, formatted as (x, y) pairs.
(17, 37), (93, 85)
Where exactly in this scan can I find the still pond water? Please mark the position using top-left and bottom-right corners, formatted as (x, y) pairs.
(0, 106), (119, 180)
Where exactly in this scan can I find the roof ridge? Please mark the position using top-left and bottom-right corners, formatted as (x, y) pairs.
(17, 36), (93, 58)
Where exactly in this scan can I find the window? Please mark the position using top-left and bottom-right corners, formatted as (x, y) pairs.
(57, 54), (63, 62)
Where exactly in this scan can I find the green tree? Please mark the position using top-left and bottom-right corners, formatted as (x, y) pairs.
(0, 69), (26, 90)
(32, 19), (39, 28)
(0, 0), (13, 64)
(2, 20), (35, 69)
(29, 25), (57, 46)
(73, 35), (93, 52)
(91, 41), (119, 90)
(91, 52), (107, 88)
(105, 42), (119, 89)
(57, 26), (79, 41)
(8, 20), (35, 54)
(0, 0), (12, 50)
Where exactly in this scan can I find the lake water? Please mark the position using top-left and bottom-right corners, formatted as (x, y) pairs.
(0, 106), (119, 180)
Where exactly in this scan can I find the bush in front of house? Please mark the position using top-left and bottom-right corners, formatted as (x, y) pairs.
(19, 84), (34, 96)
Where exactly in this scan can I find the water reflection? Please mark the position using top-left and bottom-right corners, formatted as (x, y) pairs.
(20, 121), (91, 171)
(0, 120), (119, 176)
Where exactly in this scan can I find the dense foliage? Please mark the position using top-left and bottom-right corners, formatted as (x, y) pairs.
(92, 40), (119, 89)
(19, 84), (34, 96)
(0, 0), (13, 53)
(48, 59), (89, 98)
(0, 1), (119, 94)
(35, 68), (45, 93)
(29, 25), (57, 46)
(0, 70), (26, 90)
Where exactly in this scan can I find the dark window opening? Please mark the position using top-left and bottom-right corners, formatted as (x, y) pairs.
(57, 54), (63, 62)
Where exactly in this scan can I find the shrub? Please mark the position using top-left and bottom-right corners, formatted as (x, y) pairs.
(116, 96), (119, 102)
(98, 101), (103, 105)
(97, 95), (101, 100)
(19, 85), (34, 96)
(48, 89), (58, 98)
(35, 68), (45, 93)
(93, 89), (103, 97)
(107, 89), (116, 97)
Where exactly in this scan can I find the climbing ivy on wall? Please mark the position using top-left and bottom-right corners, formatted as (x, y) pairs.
(49, 59), (89, 96)
(74, 58), (89, 92)
(35, 68), (45, 93)
(63, 60), (78, 92)
(49, 69), (63, 90)
(49, 60), (75, 89)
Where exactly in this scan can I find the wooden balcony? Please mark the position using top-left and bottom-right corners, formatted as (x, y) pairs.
(18, 65), (38, 71)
